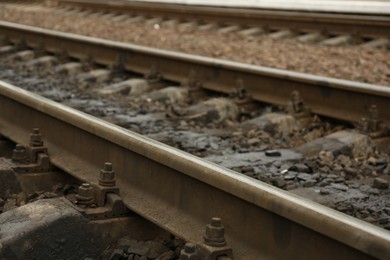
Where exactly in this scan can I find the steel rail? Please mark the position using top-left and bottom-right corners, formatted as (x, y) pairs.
(54, 0), (390, 38)
(0, 21), (389, 126)
(1, 80), (390, 259)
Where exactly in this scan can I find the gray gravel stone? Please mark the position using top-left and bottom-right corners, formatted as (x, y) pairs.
(297, 173), (312, 181)
(272, 177), (286, 188)
(284, 172), (297, 180)
(359, 184), (371, 192)
(320, 188), (331, 195)
(368, 188), (380, 195)
(330, 183), (348, 192)
(303, 179), (317, 187)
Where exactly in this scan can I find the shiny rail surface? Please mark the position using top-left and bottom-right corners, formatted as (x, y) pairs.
(0, 21), (389, 126)
(1, 80), (390, 259)
(55, 0), (390, 38)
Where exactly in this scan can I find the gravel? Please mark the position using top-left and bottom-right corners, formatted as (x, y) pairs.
(0, 3), (389, 86)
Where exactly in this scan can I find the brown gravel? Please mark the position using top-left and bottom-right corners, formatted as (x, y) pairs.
(1, 3), (390, 86)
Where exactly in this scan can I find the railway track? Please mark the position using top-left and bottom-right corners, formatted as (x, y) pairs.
(14, 0), (390, 49)
(0, 19), (390, 259)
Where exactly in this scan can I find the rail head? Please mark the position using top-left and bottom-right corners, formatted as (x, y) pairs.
(0, 80), (389, 259)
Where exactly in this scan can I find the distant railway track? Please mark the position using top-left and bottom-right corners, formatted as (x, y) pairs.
(29, 0), (390, 49)
(0, 21), (390, 258)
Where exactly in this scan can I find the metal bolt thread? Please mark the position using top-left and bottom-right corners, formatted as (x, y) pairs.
(99, 162), (116, 187)
(30, 128), (44, 147)
(203, 217), (226, 247)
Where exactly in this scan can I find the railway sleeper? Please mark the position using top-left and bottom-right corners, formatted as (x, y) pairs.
(0, 137), (174, 259)
(0, 139), (235, 259)
(0, 196), (164, 259)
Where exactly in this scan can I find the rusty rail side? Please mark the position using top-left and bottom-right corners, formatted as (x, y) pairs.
(1, 81), (390, 259)
(55, 0), (390, 37)
(1, 21), (389, 126)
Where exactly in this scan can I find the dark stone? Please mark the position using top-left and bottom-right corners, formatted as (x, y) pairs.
(157, 251), (175, 260)
(271, 177), (286, 188)
(265, 150), (281, 157)
(373, 177), (389, 189)
(320, 188), (331, 195)
(110, 249), (125, 260)
(289, 163), (311, 173)
(303, 179), (316, 187)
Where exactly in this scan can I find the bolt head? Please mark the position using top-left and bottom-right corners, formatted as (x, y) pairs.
(180, 243), (198, 260)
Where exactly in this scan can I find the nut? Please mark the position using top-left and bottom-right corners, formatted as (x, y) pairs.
(76, 183), (95, 205)
(203, 217), (226, 247)
(12, 144), (26, 162)
(99, 162), (116, 187)
(29, 128), (43, 147)
(180, 243), (198, 260)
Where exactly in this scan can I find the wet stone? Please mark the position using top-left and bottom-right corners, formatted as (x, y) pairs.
(373, 177), (389, 189)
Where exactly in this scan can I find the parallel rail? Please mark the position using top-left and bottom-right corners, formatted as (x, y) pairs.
(54, 0), (390, 38)
(0, 21), (390, 259)
(1, 80), (390, 259)
(0, 21), (389, 125)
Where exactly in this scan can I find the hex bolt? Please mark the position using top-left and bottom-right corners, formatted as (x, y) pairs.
(12, 144), (26, 162)
(99, 162), (116, 187)
(75, 183), (95, 205)
(203, 217), (226, 247)
(29, 128), (44, 147)
(369, 105), (379, 120)
(180, 243), (199, 260)
(291, 90), (304, 113)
